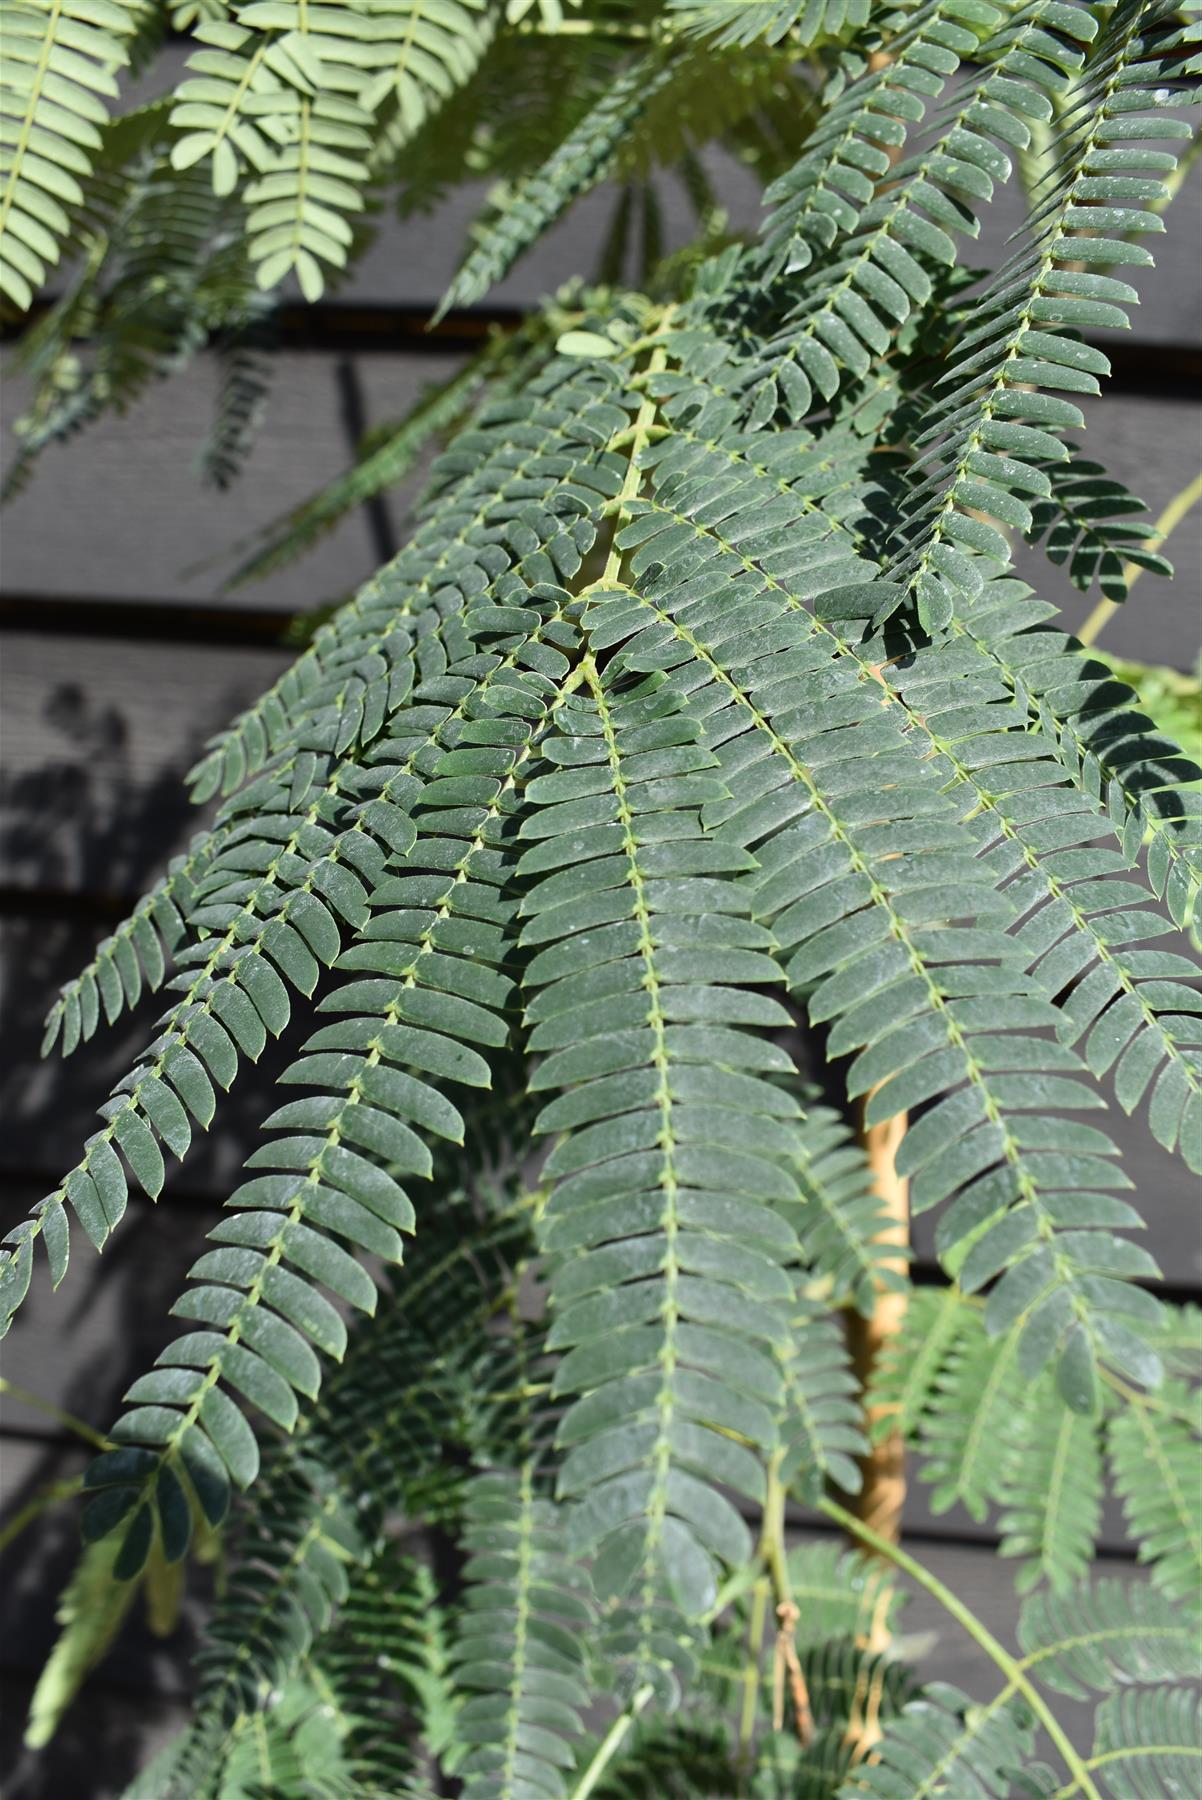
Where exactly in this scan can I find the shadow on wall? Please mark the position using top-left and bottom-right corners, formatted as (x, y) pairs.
(0, 679), (202, 895)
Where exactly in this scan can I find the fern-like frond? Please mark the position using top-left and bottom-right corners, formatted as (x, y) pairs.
(910, 1305), (1053, 1527)
(3, 350), (635, 1327)
(595, 367), (1156, 1402)
(452, 1466), (593, 1800)
(1087, 1686), (1202, 1800)
(86, 643), (569, 1572)
(866, 1282), (970, 1443)
(1026, 455), (1174, 605)
(587, 1717), (737, 1798)
(529, 658), (803, 1668)
(307, 1546), (456, 1795)
(41, 836), (212, 1056)
(784, 1538), (901, 1644)
(919, 579), (1202, 1177)
(3, 106), (263, 484)
(1107, 1377), (1202, 1607)
(1044, 652), (1202, 937)
(996, 1390), (1102, 1593)
(760, 0), (996, 276)
(0, 0), (140, 309)
(436, 51), (677, 316)
(778, 1294), (866, 1502)
(789, 1102), (906, 1314)
(186, 343), (633, 800)
(145, 1195), (529, 1790)
(736, 0), (1102, 437)
(1019, 1577), (1199, 1699)
(889, 0), (1198, 631)
(843, 1576), (1199, 1800)
(200, 314), (275, 490)
(838, 1679), (1036, 1799)
(667, 0), (869, 50)
(183, 1547), (452, 1799)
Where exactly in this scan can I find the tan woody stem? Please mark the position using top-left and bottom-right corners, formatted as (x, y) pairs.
(845, 1103), (909, 1599)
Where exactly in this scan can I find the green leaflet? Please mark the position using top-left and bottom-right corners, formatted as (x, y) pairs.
(1108, 1379), (1202, 1607)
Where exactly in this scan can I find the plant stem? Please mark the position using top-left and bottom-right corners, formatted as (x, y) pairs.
(820, 1497), (1104, 1800)
(0, 1378), (109, 1449)
(845, 1104), (909, 1602)
(1077, 469), (1202, 647)
(569, 1684), (654, 1799)
(0, 1476), (83, 1553)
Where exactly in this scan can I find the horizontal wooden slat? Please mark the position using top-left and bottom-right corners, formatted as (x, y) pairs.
(3, 360), (1198, 628)
(0, 349), (466, 612)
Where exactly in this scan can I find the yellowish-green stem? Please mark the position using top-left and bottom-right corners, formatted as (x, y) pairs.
(1078, 470), (1202, 647)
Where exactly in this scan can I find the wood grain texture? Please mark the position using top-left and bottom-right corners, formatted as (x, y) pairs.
(0, 351), (465, 612)
(3, 371), (1197, 631)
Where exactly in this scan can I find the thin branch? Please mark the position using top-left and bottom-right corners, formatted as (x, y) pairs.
(0, 1378), (109, 1449)
(569, 1684), (654, 1800)
(820, 1497), (1104, 1800)
(1078, 469), (1202, 646)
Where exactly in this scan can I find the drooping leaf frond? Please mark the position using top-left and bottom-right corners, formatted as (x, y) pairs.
(530, 655), (803, 1653)
(667, 0), (869, 50)
(841, 1577), (1199, 1800)
(838, 1679), (1036, 1800)
(437, 50), (678, 317)
(1107, 1376), (1202, 1607)
(142, 1194), (531, 1790)
(0, 0), (141, 308)
(788, 1102), (906, 1315)
(452, 1466), (593, 1800)
(1026, 455), (1174, 606)
(995, 1393), (1103, 1594)
(867, 1288), (1202, 1599)
(777, 1295), (866, 1502)
(1087, 1686), (1202, 1800)
(888, 0), (1197, 632)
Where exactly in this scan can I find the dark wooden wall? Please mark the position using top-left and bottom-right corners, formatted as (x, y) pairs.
(1, 143), (1200, 1799)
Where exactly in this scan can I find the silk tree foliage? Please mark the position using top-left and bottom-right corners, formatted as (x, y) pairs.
(3, 0), (1202, 1793)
